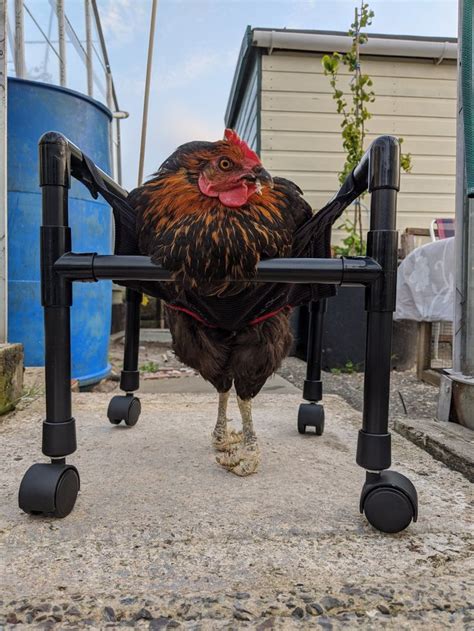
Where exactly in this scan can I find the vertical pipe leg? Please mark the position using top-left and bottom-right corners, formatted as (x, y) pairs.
(40, 184), (76, 461)
(107, 288), (142, 427)
(356, 311), (393, 471)
(358, 304), (418, 532)
(19, 134), (80, 518)
(303, 299), (326, 402)
(356, 180), (399, 474)
(357, 146), (417, 532)
(42, 304), (75, 460)
(297, 300), (326, 436)
(19, 292), (79, 518)
(121, 288), (142, 393)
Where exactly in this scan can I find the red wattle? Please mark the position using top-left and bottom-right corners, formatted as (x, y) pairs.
(198, 173), (256, 208)
(218, 184), (249, 208)
(198, 173), (219, 198)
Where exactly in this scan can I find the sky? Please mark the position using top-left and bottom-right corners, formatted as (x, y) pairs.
(97, 0), (458, 190)
(14, 0), (459, 190)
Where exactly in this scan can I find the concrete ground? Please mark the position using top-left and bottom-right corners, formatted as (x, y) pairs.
(1, 376), (473, 629)
(280, 357), (440, 423)
(280, 357), (474, 483)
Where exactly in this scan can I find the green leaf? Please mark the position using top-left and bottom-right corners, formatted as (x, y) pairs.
(322, 54), (339, 73)
(320, 1), (414, 255)
(401, 152), (413, 173)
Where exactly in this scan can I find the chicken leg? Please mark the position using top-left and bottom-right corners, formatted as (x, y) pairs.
(212, 391), (242, 451)
(216, 396), (260, 476)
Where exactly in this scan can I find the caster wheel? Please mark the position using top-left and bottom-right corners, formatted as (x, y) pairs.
(360, 470), (418, 533)
(18, 463), (80, 518)
(107, 394), (141, 427)
(297, 403), (324, 436)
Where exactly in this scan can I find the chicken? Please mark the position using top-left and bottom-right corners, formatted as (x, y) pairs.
(128, 129), (312, 476)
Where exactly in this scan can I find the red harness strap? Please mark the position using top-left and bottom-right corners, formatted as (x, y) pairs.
(166, 303), (291, 329)
(248, 305), (291, 326)
(166, 304), (218, 328)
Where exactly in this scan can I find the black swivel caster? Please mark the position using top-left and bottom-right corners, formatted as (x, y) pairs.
(297, 402), (325, 435)
(18, 463), (80, 518)
(107, 394), (141, 426)
(360, 470), (418, 533)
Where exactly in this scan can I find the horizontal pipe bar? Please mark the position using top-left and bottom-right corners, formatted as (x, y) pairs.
(39, 132), (128, 199)
(54, 253), (382, 285)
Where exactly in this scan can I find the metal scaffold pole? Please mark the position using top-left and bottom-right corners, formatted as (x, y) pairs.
(56, 0), (66, 86)
(84, 0), (93, 97)
(138, 0), (158, 186)
(457, 0), (474, 376)
(0, 0), (7, 342)
(14, 0), (25, 78)
(439, 0), (474, 427)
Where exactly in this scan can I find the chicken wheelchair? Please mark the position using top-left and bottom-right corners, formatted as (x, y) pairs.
(18, 131), (418, 534)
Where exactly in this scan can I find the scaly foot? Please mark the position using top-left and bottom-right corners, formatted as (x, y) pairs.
(212, 427), (243, 452)
(216, 442), (261, 476)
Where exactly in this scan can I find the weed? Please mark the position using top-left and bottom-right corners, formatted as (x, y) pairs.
(330, 361), (359, 374)
(139, 361), (160, 373)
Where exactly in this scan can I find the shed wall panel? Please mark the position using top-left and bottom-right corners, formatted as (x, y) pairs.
(262, 53), (457, 80)
(262, 92), (456, 118)
(260, 51), (457, 236)
(263, 112), (456, 137)
(261, 132), (456, 156)
(262, 71), (457, 99)
(265, 153), (455, 176)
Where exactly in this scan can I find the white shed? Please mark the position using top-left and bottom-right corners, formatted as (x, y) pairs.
(225, 28), (458, 240)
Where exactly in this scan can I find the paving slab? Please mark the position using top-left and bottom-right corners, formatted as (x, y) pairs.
(139, 373), (300, 395)
(138, 329), (173, 344)
(0, 391), (473, 629)
(393, 416), (474, 482)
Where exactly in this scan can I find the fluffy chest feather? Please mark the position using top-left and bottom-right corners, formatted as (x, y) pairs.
(136, 173), (294, 295)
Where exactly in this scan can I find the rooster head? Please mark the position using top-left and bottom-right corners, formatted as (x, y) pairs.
(158, 129), (273, 208)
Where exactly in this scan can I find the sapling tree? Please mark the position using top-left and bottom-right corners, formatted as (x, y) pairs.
(322, 1), (412, 255)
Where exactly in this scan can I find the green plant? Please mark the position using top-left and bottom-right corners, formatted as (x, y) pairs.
(139, 360), (160, 373)
(322, 1), (412, 255)
(330, 360), (359, 374)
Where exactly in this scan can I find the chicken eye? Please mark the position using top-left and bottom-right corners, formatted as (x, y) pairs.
(218, 158), (233, 171)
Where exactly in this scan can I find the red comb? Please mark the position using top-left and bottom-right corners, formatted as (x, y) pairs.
(224, 128), (260, 163)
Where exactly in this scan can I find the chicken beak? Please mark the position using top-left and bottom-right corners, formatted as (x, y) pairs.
(241, 167), (274, 194)
(245, 166), (273, 195)
(257, 167), (274, 189)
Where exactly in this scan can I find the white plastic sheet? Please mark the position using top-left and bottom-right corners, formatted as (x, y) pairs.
(394, 237), (455, 322)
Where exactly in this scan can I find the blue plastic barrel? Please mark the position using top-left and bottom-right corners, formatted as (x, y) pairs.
(7, 78), (113, 385)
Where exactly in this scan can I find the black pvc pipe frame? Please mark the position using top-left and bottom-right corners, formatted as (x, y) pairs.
(39, 131), (400, 476)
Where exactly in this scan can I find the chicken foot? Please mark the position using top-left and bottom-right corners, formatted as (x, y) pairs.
(216, 396), (260, 476)
(212, 391), (243, 451)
